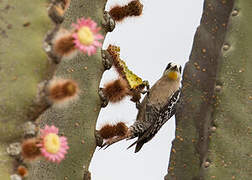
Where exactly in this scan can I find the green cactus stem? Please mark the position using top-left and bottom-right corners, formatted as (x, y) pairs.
(165, 0), (252, 179)
(0, 0), (113, 179)
(27, 0), (110, 179)
(0, 0), (53, 179)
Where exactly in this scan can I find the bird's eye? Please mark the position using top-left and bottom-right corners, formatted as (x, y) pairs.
(166, 63), (171, 70)
(179, 66), (182, 73)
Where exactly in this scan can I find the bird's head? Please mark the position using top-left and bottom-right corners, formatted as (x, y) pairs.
(163, 62), (182, 80)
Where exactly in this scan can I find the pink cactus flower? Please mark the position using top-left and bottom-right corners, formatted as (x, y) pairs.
(72, 17), (104, 56)
(38, 125), (69, 163)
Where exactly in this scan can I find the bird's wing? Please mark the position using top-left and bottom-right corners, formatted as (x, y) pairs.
(127, 89), (181, 153)
(156, 88), (181, 127)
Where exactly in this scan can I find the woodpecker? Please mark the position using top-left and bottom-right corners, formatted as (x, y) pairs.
(127, 88), (181, 152)
(101, 62), (182, 152)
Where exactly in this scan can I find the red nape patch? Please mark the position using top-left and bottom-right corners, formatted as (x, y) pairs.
(103, 78), (129, 103)
(109, 0), (143, 22)
(99, 124), (117, 139)
(115, 122), (128, 137)
(21, 138), (41, 161)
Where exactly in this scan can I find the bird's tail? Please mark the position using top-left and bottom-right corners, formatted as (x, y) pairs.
(127, 139), (145, 153)
(134, 142), (144, 153)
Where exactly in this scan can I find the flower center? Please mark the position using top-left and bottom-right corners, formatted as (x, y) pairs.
(44, 133), (61, 154)
(77, 27), (94, 45)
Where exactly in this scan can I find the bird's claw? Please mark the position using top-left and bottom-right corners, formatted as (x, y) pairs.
(135, 101), (141, 109)
(143, 80), (150, 97)
(140, 80), (150, 97)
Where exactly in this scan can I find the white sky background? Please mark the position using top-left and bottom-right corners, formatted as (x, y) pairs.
(89, 0), (203, 179)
